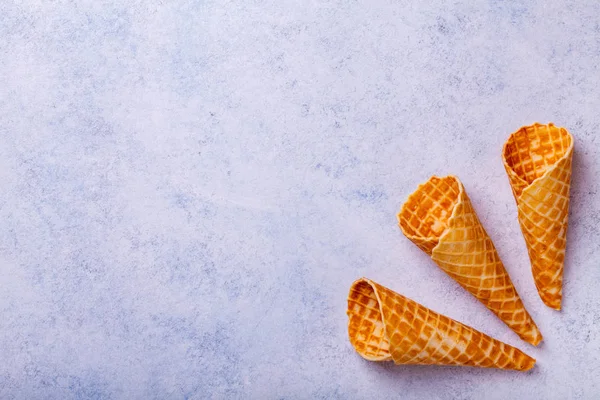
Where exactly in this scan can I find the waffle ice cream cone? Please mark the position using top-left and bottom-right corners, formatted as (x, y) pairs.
(347, 278), (535, 370)
(398, 176), (542, 345)
(502, 123), (574, 310)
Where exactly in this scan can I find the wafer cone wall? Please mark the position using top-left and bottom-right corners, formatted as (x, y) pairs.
(502, 123), (574, 310)
(398, 176), (542, 345)
(347, 278), (535, 371)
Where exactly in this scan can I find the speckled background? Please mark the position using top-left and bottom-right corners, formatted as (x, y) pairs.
(1, 1), (600, 399)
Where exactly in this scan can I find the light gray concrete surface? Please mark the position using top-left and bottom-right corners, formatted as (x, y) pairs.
(1, 1), (599, 398)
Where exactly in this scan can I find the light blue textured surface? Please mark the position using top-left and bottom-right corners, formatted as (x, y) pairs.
(1, 1), (600, 399)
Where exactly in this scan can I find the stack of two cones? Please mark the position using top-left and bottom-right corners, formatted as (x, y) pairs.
(347, 123), (574, 371)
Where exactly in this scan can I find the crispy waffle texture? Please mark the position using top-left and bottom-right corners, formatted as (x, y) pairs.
(502, 123), (574, 310)
(398, 176), (542, 345)
(347, 278), (536, 370)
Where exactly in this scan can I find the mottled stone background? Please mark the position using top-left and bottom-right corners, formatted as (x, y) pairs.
(1, 1), (599, 399)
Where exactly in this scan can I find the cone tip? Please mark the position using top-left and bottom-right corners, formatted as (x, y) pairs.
(527, 332), (543, 347)
(525, 323), (544, 346)
(521, 357), (536, 372)
(541, 296), (562, 311)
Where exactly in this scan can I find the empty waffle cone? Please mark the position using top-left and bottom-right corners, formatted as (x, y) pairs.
(502, 123), (574, 310)
(347, 278), (535, 371)
(398, 175), (542, 345)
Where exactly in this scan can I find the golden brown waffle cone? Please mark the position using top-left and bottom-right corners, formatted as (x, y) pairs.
(398, 176), (542, 345)
(502, 123), (574, 310)
(347, 278), (535, 371)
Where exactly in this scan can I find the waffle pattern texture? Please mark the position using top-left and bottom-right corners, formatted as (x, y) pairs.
(347, 278), (535, 371)
(502, 123), (574, 310)
(398, 176), (542, 345)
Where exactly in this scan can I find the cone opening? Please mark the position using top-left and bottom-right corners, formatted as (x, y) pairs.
(503, 123), (573, 185)
(398, 176), (461, 252)
(347, 279), (391, 361)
